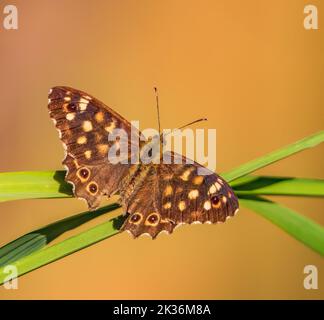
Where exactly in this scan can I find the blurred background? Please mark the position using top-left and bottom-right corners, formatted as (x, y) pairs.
(0, 0), (323, 299)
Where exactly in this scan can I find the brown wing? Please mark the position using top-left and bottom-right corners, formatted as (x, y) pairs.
(120, 153), (239, 238)
(48, 86), (139, 209)
(119, 165), (176, 239)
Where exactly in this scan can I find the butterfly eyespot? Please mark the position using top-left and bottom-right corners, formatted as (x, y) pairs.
(67, 103), (77, 112)
(130, 213), (143, 224)
(79, 168), (89, 179)
(148, 215), (158, 223)
(211, 195), (221, 207)
(145, 213), (160, 226)
(89, 184), (97, 193)
(87, 182), (98, 195)
(76, 167), (90, 181)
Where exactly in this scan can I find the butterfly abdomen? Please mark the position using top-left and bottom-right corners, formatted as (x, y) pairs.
(118, 164), (155, 209)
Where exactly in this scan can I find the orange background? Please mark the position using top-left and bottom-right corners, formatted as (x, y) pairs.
(0, 0), (323, 299)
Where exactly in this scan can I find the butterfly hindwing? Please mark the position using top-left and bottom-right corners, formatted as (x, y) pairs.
(120, 153), (239, 238)
(119, 165), (175, 238)
(156, 162), (239, 225)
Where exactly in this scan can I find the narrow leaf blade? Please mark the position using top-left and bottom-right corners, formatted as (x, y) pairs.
(0, 171), (72, 202)
(0, 214), (127, 285)
(240, 196), (324, 256)
(0, 203), (120, 267)
(223, 131), (324, 182)
(232, 176), (324, 197)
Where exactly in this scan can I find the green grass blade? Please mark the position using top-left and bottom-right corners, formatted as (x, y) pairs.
(0, 203), (120, 267)
(1, 195), (323, 284)
(0, 171), (72, 202)
(232, 176), (324, 197)
(222, 131), (324, 182)
(0, 131), (323, 203)
(0, 213), (127, 285)
(240, 196), (324, 256)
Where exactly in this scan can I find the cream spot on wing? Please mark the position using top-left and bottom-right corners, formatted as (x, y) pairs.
(84, 150), (92, 159)
(204, 200), (211, 210)
(48, 88), (53, 94)
(83, 121), (93, 132)
(64, 96), (71, 102)
(193, 176), (204, 185)
(48, 98), (51, 104)
(188, 189), (199, 200)
(234, 208), (239, 215)
(178, 201), (186, 211)
(73, 159), (80, 169)
(163, 202), (172, 209)
(95, 112), (104, 123)
(215, 182), (222, 191)
(77, 136), (87, 144)
(208, 184), (217, 194)
(105, 121), (116, 133)
(66, 113), (75, 121)
(79, 97), (89, 111)
(97, 144), (108, 154)
(164, 185), (173, 196)
(180, 168), (194, 181)
(217, 178), (224, 185)
(222, 196), (227, 204)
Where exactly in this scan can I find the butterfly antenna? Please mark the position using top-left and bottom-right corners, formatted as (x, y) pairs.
(162, 118), (208, 140)
(177, 118), (208, 131)
(154, 87), (161, 135)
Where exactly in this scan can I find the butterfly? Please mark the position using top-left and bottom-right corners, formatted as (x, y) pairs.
(48, 86), (239, 238)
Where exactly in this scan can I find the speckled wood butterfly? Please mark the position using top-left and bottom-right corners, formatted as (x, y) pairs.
(48, 86), (239, 238)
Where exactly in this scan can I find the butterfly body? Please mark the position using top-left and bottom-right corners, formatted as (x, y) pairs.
(48, 86), (239, 238)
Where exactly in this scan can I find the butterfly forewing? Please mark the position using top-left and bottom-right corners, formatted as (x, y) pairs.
(48, 86), (140, 209)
